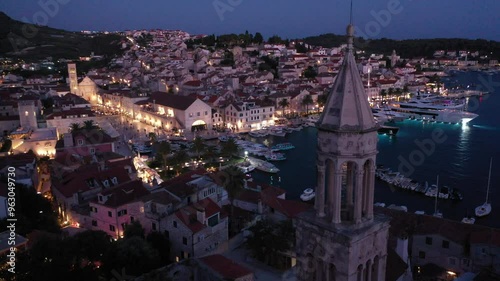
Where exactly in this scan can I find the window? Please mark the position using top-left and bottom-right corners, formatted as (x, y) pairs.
(419, 251), (426, 259)
(98, 195), (103, 202)
(263, 109), (266, 112)
(425, 237), (433, 245)
(118, 209), (127, 217)
(449, 257), (457, 266)
(108, 211), (113, 217)
(111, 177), (118, 184)
(182, 237), (187, 245)
(205, 111), (208, 115)
(130, 216), (134, 222)
(442, 240), (450, 249)
(25, 111), (28, 117)
(109, 225), (116, 232)
(77, 139), (84, 145)
(189, 113), (193, 117)
(207, 214), (219, 227)
(91, 206), (98, 213)
(197, 112), (200, 116)
(90, 148), (95, 155)
(152, 222), (157, 231)
(173, 221), (177, 228)
(92, 220), (97, 226)
(103, 180), (110, 187)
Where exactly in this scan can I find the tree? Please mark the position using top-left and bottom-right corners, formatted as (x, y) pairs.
(253, 32), (264, 44)
(124, 221), (145, 239)
(403, 85), (409, 94)
(380, 89), (388, 101)
(268, 35), (284, 45)
(156, 141), (171, 171)
(146, 231), (171, 264)
(221, 138), (239, 157)
(317, 93), (328, 109)
(246, 219), (296, 266)
(148, 132), (157, 143)
(303, 66), (317, 78)
(388, 87), (394, 98)
(69, 122), (81, 132)
(171, 150), (190, 174)
(219, 166), (245, 221)
(278, 99), (289, 115)
(301, 94), (314, 114)
(83, 120), (99, 130)
(41, 97), (54, 109)
(192, 136), (205, 159)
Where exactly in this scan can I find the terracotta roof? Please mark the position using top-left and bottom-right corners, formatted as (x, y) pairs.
(385, 248), (408, 281)
(52, 165), (132, 198)
(97, 180), (150, 208)
(0, 151), (36, 170)
(150, 91), (197, 110)
(199, 254), (252, 279)
(159, 168), (207, 198)
(264, 197), (312, 218)
(174, 197), (222, 233)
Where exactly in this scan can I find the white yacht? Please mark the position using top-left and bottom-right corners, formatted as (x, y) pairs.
(300, 188), (315, 201)
(389, 104), (478, 124)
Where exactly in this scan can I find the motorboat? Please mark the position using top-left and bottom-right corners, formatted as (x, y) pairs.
(389, 104), (478, 124)
(271, 142), (295, 151)
(475, 158), (493, 217)
(265, 153), (286, 161)
(300, 188), (315, 201)
(415, 210), (425, 215)
(255, 162), (280, 173)
(462, 217), (476, 224)
(374, 202), (386, 207)
(432, 175), (443, 218)
(377, 125), (399, 135)
(387, 204), (408, 212)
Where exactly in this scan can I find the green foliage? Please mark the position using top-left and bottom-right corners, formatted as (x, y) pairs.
(0, 139), (12, 152)
(317, 94), (327, 108)
(303, 66), (317, 78)
(221, 138), (239, 157)
(124, 221), (145, 239)
(41, 97), (54, 109)
(301, 94), (314, 114)
(268, 35), (285, 45)
(246, 219), (296, 265)
(192, 137), (206, 158)
(147, 231), (171, 264)
(278, 98), (289, 111)
(253, 32), (264, 44)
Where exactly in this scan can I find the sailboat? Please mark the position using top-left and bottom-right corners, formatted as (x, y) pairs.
(433, 175), (443, 218)
(475, 158), (493, 217)
(461, 210), (475, 224)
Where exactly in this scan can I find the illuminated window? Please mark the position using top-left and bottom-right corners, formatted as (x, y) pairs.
(25, 111), (29, 116)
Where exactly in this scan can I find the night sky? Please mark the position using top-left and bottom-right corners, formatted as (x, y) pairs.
(1, 0), (499, 41)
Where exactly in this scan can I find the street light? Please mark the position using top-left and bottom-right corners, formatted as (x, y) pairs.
(245, 150), (248, 159)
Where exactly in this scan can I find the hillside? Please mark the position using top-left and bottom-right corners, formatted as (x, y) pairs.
(302, 33), (500, 60)
(0, 12), (124, 60)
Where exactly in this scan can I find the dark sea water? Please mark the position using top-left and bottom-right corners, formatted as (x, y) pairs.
(251, 71), (500, 228)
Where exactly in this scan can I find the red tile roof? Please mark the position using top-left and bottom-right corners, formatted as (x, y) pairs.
(199, 254), (252, 279)
(159, 168), (207, 198)
(150, 91), (197, 110)
(174, 197), (222, 233)
(97, 180), (150, 208)
(264, 197), (312, 218)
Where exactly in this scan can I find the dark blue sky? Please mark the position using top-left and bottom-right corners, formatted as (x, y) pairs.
(1, 0), (499, 41)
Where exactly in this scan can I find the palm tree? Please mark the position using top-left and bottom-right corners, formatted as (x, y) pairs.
(380, 89), (387, 101)
(395, 88), (403, 101)
(83, 120), (99, 131)
(221, 138), (239, 157)
(301, 94), (314, 115)
(69, 123), (81, 132)
(171, 150), (189, 175)
(388, 88), (394, 99)
(219, 166), (245, 220)
(278, 99), (289, 115)
(192, 137), (205, 159)
(317, 93), (327, 110)
(148, 132), (157, 143)
(157, 141), (171, 171)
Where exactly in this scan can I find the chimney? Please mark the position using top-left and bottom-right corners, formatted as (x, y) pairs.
(196, 208), (206, 224)
(63, 133), (74, 147)
(396, 234), (410, 265)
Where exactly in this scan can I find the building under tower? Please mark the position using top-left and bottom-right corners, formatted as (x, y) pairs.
(295, 22), (390, 281)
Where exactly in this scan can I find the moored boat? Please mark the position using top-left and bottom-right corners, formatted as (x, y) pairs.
(300, 188), (315, 201)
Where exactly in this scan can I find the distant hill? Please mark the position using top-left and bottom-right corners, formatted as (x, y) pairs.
(0, 12), (124, 60)
(302, 33), (500, 60)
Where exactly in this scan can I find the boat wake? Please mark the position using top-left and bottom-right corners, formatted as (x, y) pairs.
(472, 125), (499, 131)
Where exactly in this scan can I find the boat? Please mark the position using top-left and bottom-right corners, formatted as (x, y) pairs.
(236, 162), (256, 174)
(475, 158), (493, 217)
(415, 210), (425, 215)
(271, 143), (295, 151)
(254, 162), (280, 173)
(461, 210), (475, 224)
(218, 136), (229, 142)
(265, 153), (286, 161)
(389, 104), (478, 124)
(300, 188), (315, 201)
(374, 202), (386, 207)
(432, 175), (443, 218)
(387, 204), (408, 212)
(268, 128), (286, 137)
(377, 125), (399, 135)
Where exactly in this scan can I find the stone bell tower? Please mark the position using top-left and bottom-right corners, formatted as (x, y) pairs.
(295, 22), (390, 281)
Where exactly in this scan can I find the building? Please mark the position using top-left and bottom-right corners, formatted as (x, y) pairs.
(149, 92), (213, 131)
(68, 63), (78, 94)
(0, 151), (38, 188)
(222, 101), (275, 131)
(295, 23), (390, 281)
(163, 198), (228, 261)
(55, 128), (115, 160)
(197, 254), (254, 281)
(88, 180), (150, 239)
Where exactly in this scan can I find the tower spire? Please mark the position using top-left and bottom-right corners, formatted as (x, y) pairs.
(349, 0), (353, 25)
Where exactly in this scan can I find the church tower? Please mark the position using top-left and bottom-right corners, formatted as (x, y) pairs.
(67, 63), (78, 94)
(295, 22), (390, 281)
(391, 50), (398, 68)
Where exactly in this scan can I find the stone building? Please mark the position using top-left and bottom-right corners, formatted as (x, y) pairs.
(295, 22), (390, 281)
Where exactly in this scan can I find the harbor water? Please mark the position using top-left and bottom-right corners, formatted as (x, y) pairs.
(250, 71), (500, 228)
